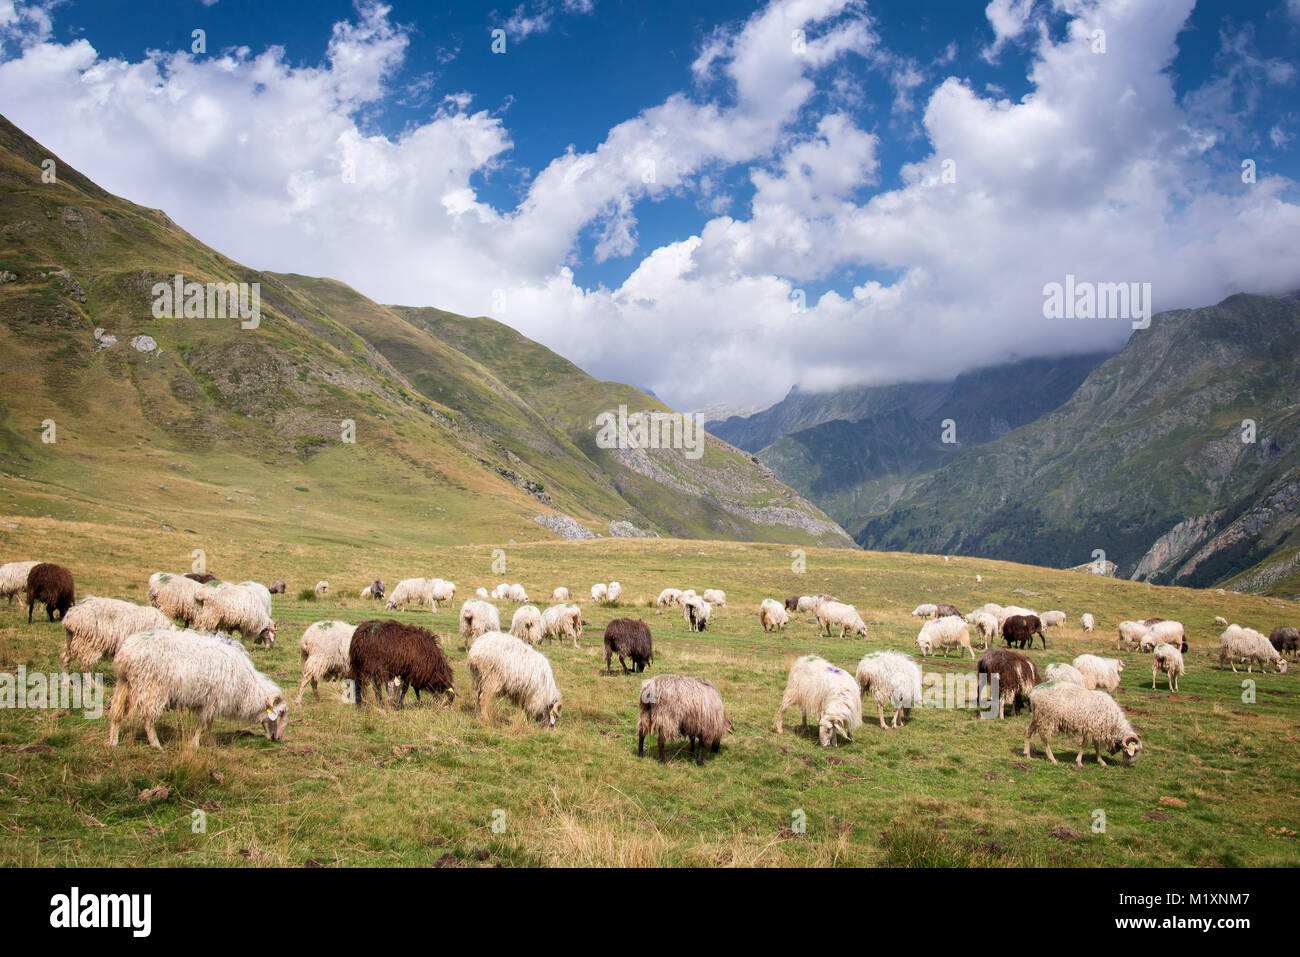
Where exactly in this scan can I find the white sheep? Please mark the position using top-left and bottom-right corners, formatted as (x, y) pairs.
(61, 596), (172, 671)
(854, 651), (922, 729)
(506, 583), (528, 603)
(759, 598), (788, 632)
(996, 605), (1037, 629)
(1142, 620), (1185, 652)
(1072, 654), (1125, 692)
(606, 582), (622, 603)
(551, 586), (573, 602)
(1041, 610), (1067, 628)
(591, 583), (608, 602)
(541, 603), (583, 647)
(149, 572), (205, 626)
(702, 588), (726, 607)
(1115, 620), (1150, 650)
(1081, 613), (1096, 633)
(1151, 643), (1185, 691)
(970, 612), (998, 649)
(360, 585), (375, 600)
(491, 583), (510, 600)
(815, 601), (869, 639)
(683, 595), (711, 632)
(476, 587), (490, 599)
(108, 629), (287, 749)
(655, 588), (683, 607)
(237, 581), (273, 618)
(0, 561), (39, 604)
(466, 631), (562, 726)
(509, 605), (544, 646)
(1044, 662), (1087, 687)
(296, 619), (358, 704)
(910, 603), (939, 619)
(776, 655), (863, 746)
(796, 596), (817, 614)
(1024, 682), (1142, 767)
(916, 616), (974, 658)
(386, 577), (431, 611)
(314, 580), (329, 598)
(1218, 625), (1288, 674)
(194, 581), (278, 647)
(459, 598), (501, 649)
(1213, 615), (1228, 627)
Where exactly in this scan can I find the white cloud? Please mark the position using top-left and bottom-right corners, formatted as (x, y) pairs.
(0, 0), (1297, 414)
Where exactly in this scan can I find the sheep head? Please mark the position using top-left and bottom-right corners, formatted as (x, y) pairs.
(546, 700), (562, 728)
(818, 715), (852, 747)
(1276, 658), (1289, 674)
(262, 695), (288, 742)
(1118, 733), (1142, 766)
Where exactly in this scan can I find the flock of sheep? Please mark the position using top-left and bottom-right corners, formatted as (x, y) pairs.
(1, 558), (1296, 771)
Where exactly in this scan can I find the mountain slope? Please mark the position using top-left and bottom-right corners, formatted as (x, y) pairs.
(711, 354), (1107, 537)
(853, 292), (1300, 589)
(0, 114), (851, 549)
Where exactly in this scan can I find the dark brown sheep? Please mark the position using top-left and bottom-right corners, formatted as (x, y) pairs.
(349, 619), (455, 708)
(1003, 614), (1046, 650)
(267, 580), (286, 594)
(185, 572), (216, 583)
(784, 595), (800, 611)
(977, 648), (1039, 717)
(1270, 626), (1299, 658)
(603, 618), (654, 674)
(369, 579), (385, 599)
(25, 563), (74, 623)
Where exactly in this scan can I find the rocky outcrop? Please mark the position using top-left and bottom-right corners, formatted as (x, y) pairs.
(533, 514), (596, 540)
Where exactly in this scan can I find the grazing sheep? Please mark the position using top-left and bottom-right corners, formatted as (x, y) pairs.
(267, 580), (286, 595)
(702, 588), (726, 607)
(934, 603), (961, 618)
(776, 655), (862, 746)
(916, 616), (974, 658)
(637, 674), (731, 765)
(759, 598), (789, 632)
(359, 579), (383, 601)
(466, 631), (562, 726)
(429, 579), (456, 608)
(551, 586), (573, 603)
(458, 599), (501, 649)
(854, 651), (922, 729)
(1218, 625), (1288, 674)
(509, 605), (544, 646)
(977, 648), (1039, 718)
(505, 583), (528, 603)
(385, 577), (431, 611)
(1041, 610), (1067, 628)
(1072, 654), (1125, 692)
(1213, 615), (1228, 627)
(476, 587), (489, 599)
(1116, 620), (1150, 650)
(1044, 662), (1086, 687)
(1081, 613), (1095, 633)
(606, 582), (622, 603)
(490, 583), (510, 600)
(910, 603), (939, 619)
(591, 583), (608, 602)
(61, 596), (171, 671)
(193, 582), (277, 647)
(296, 620), (359, 704)
(1151, 643), (1185, 691)
(1023, 682), (1142, 767)
(25, 563), (75, 623)
(603, 618), (654, 674)
(349, 619), (455, 707)
(970, 612), (998, 649)
(1002, 614), (1046, 650)
(0, 561), (39, 604)
(237, 581), (273, 618)
(149, 572), (205, 626)
(815, 600), (869, 639)
(108, 629), (287, 749)
(541, 603), (583, 647)
(1142, 620), (1187, 654)
(683, 595), (711, 632)
(656, 588), (683, 608)
(1268, 626), (1299, 659)
(314, 581), (329, 598)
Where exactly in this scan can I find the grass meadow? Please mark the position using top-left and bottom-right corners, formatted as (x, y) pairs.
(1, 517), (1297, 867)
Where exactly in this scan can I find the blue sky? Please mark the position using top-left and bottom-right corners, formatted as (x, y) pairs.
(2, 0), (1299, 409)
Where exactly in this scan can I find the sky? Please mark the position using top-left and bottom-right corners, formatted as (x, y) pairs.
(1, 0), (1298, 412)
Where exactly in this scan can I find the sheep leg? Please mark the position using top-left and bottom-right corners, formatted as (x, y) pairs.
(877, 700), (887, 730)
(107, 683), (130, 747)
(695, 739), (705, 766)
(1152, 665), (1157, 691)
(775, 696), (792, 734)
(621, 655), (631, 675)
(143, 712), (163, 750)
(1095, 744), (1107, 767)
(657, 737), (666, 763)
(637, 732), (645, 757)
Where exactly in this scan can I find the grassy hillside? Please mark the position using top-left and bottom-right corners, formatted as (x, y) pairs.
(854, 293), (1300, 593)
(0, 113), (849, 550)
(0, 516), (1296, 866)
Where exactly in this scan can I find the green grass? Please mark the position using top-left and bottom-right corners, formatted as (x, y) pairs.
(1, 521), (1297, 867)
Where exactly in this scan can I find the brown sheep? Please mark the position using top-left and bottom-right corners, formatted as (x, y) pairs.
(349, 619), (455, 708)
(1002, 614), (1046, 650)
(637, 674), (731, 765)
(25, 563), (75, 623)
(603, 618), (654, 674)
(977, 648), (1039, 718)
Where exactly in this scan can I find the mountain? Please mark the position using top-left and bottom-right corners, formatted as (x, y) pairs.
(0, 115), (852, 550)
(711, 354), (1107, 538)
(853, 292), (1300, 590)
